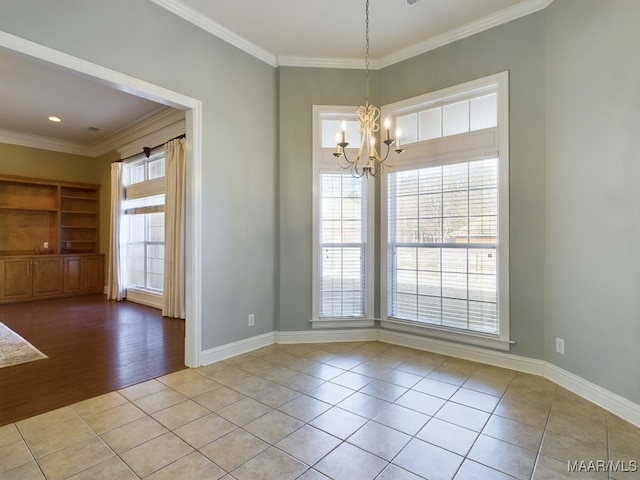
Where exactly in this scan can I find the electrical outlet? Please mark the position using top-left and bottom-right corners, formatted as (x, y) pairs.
(44, 241), (49, 249)
(248, 314), (255, 326)
(556, 337), (565, 355)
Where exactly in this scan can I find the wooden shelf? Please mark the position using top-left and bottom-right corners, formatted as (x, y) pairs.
(0, 174), (100, 255)
(0, 205), (58, 212)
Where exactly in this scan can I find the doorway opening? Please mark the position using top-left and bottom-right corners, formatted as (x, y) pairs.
(0, 31), (203, 367)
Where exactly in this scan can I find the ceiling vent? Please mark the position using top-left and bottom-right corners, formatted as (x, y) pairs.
(406, 0), (422, 5)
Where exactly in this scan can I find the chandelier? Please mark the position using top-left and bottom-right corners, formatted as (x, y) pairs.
(333, 0), (405, 178)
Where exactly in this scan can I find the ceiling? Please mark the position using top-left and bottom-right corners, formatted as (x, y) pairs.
(0, 46), (171, 155)
(0, 0), (551, 156)
(153, 0), (551, 67)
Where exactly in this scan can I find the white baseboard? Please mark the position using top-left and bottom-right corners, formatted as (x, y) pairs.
(377, 328), (544, 376)
(200, 331), (276, 365)
(378, 328), (640, 427)
(544, 362), (640, 428)
(198, 327), (640, 428)
(277, 328), (378, 344)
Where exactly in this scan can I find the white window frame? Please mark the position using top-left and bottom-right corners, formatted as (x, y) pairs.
(311, 105), (375, 329)
(381, 72), (511, 350)
(123, 150), (166, 307)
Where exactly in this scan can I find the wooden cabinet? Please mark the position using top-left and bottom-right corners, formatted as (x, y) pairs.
(0, 254), (104, 303)
(63, 256), (82, 293)
(33, 256), (64, 297)
(81, 255), (104, 292)
(0, 258), (33, 300)
(0, 174), (99, 256)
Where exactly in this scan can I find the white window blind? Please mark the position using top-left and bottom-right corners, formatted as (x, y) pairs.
(123, 151), (166, 293)
(387, 159), (498, 334)
(319, 173), (367, 317)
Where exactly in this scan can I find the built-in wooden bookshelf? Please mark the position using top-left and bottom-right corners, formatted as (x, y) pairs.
(0, 174), (103, 303)
(0, 174), (100, 255)
(60, 186), (99, 254)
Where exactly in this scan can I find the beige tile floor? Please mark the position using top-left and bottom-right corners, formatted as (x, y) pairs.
(1, 341), (639, 480)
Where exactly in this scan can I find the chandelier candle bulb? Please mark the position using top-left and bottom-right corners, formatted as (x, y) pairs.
(384, 118), (391, 141)
(341, 121), (347, 144)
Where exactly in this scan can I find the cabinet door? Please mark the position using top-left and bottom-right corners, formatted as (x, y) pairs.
(81, 255), (104, 292)
(1, 259), (33, 300)
(33, 257), (64, 297)
(63, 256), (82, 293)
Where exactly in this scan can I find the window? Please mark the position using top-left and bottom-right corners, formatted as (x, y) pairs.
(312, 106), (374, 328)
(382, 72), (510, 350)
(387, 159), (498, 331)
(319, 174), (366, 317)
(123, 152), (165, 294)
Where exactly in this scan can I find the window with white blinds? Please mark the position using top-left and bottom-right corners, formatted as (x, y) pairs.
(387, 159), (498, 333)
(319, 173), (366, 317)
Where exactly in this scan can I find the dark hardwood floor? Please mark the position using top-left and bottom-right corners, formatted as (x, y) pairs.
(0, 294), (185, 426)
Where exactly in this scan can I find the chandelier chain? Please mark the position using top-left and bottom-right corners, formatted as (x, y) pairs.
(365, 0), (370, 104)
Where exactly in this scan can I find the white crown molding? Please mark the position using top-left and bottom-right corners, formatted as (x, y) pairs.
(89, 106), (176, 156)
(151, 0), (553, 69)
(0, 107), (186, 158)
(103, 107), (186, 158)
(277, 56), (379, 70)
(117, 118), (186, 159)
(377, 0), (555, 68)
(149, 0), (277, 67)
(0, 128), (94, 157)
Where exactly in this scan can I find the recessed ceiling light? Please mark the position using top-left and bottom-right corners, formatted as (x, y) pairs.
(48, 116), (62, 123)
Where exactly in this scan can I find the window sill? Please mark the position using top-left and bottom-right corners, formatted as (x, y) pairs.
(126, 288), (162, 310)
(311, 318), (376, 329)
(380, 318), (512, 351)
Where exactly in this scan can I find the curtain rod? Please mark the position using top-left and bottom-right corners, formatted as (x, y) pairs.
(112, 133), (186, 163)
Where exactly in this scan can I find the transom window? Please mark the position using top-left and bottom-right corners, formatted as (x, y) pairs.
(396, 92), (497, 144)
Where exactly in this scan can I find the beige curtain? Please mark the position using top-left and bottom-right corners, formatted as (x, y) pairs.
(163, 138), (186, 318)
(106, 161), (125, 301)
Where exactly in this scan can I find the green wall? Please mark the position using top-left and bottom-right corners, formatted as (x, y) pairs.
(0, 0), (277, 350)
(544, 0), (640, 402)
